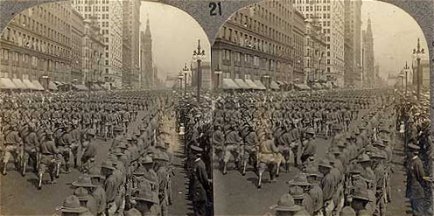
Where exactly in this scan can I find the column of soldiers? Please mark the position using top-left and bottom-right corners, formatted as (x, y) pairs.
(178, 94), (213, 216)
(395, 92), (432, 216)
(56, 91), (180, 216)
(0, 91), (142, 181)
(212, 89), (407, 216)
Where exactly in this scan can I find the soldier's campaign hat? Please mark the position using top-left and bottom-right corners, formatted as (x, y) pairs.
(357, 154), (371, 163)
(140, 155), (154, 164)
(408, 143), (420, 151)
(101, 160), (116, 170)
(190, 145), (203, 153)
(373, 140), (385, 148)
(318, 158), (333, 169)
(341, 207), (356, 216)
(112, 148), (125, 156)
(288, 186), (305, 200)
(287, 173), (311, 186)
(153, 152), (170, 162)
(73, 187), (93, 201)
(132, 166), (147, 176)
(72, 175), (96, 188)
(58, 195), (88, 213)
(274, 194), (302, 212)
(125, 208), (142, 216)
(88, 166), (105, 180)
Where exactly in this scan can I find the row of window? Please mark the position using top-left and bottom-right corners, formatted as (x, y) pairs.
(2, 27), (71, 59)
(222, 49), (284, 71)
(231, 9), (292, 43)
(11, 12), (71, 46)
(0, 48), (67, 72)
(220, 27), (292, 58)
(294, 0), (333, 4)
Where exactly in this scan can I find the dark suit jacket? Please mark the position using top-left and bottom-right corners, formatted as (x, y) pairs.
(191, 159), (209, 202)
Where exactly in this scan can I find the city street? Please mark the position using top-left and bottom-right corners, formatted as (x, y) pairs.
(214, 135), (412, 216)
(0, 110), (190, 215)
(214, 138), (331, 215)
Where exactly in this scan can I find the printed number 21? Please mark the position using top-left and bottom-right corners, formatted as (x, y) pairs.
(209, 2), (222, 16)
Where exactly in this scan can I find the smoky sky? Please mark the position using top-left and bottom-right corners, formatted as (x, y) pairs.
(361, 0), (428, 79)
(140, 2), (211, 81)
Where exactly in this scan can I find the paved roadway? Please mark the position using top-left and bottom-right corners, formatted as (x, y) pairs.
(214, 135), (412, 216)
(0, 110), (191, 215)
(214, 138), (331, 215)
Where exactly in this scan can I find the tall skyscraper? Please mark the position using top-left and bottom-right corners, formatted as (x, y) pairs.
(122, 0), (140, 89)
(343, 0), (362, 87)
(294, 0), (345, 86)
(71, 0), (124, 89)
(140, 17), (154, 89)
(362, 17), (374, 88)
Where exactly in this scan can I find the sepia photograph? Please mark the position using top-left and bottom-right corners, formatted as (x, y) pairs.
(0, 0), (433, 216)
(211, 0), (431, 216)
(0, 0), (212, 215)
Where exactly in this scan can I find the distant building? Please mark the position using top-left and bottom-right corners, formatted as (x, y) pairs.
(140, 17), (154, 89)
(82, 16), (105, 87)
(70, 9), (84, 84)
(72, 0), (124, 89)
(362, 17), (375, 88)
(294, 0), (345, 86)
(122, 0), (140, 89)
(212, 0), (295, 88)
(293, 10), (305, 84)
(0, 2), (73, 84)
(304, 18), (327, 85)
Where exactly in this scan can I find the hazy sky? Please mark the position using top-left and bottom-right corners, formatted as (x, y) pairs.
(140, 2), (211, 81)
(361, 0), (428, 79)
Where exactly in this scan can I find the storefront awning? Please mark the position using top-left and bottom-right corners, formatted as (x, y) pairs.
(22, 79), (38, 90)
(48, 81), (58, 91)
(0, 78), (17, 89)
(234, 79), (250, 89)
(31, 80), (45, 91)
(12, 79), (27, 89)
(270, 81), (280, 90)
(294, 83), (311, 90)
(222, 78), (240, 90)
(253, 80), (267, 90)
(245, 79), (259, 89)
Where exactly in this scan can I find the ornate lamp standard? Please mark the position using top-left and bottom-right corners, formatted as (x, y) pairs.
(412, 38), (424, 100)
(403, 61), (410, 97)
(214, 64), (222, 92)
(182, 63), (189, 96)
(263, 75), (270, 91)
(192, 40), (206, 103)
(178, 71), (184, 92)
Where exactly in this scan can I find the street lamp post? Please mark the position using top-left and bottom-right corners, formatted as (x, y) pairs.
(263, 75), (270, 91)
(192, 40), (206, 103)
(214, 64), (222, 92)
(403, 61), (410, 97)
(178, 71), (184, 92)
(413, 38), (424, 100)
(182, 63), (189, 96)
